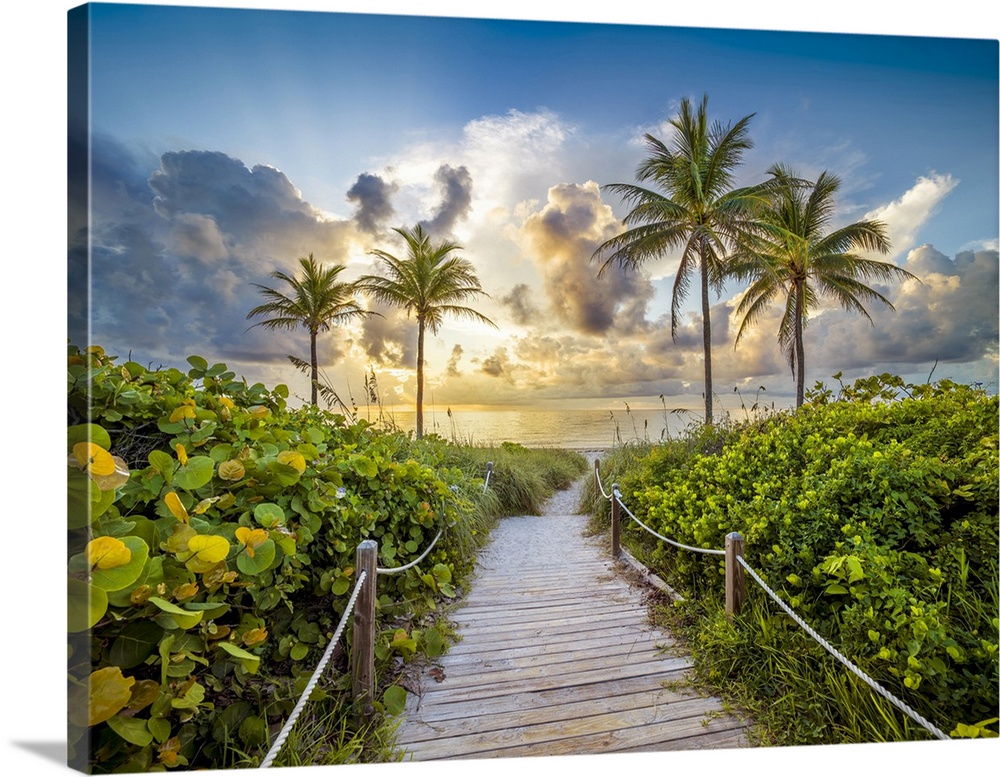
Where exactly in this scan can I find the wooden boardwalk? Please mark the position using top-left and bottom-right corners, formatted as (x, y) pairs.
(393, 482), (748, 760)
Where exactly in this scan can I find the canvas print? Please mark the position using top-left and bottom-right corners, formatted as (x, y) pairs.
(66, 1), (999, 774)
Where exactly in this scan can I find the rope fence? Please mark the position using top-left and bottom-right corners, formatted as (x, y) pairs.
(592, 459), (952, 742)
(260, 571), (369, 768)
(261, 460), (495, 767)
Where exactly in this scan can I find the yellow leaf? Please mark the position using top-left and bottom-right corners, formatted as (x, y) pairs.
(193, 497), (219, 515)
(158, 736), (182, 766)
(218, 460), (246, 481)
(172, 582), (199, 600)
(86, 536), (132, 570)
(87, 666), (135, 726)
(249, 405), (270, 418)
(187, 535), (231, 565)
(164, 492), (190, 524)
(277, 450), (306, 473)
(92, 455), (130, 491)
(235, 527), (269, 558)
(169, 405), (196, 422)
(73, 442), (116, 477)
(243, 627), (268, 647)
(175, 443), (188, 466)
(219, 396), (235, 409)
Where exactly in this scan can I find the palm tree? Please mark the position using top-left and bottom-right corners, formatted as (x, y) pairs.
(247, 254), (371, 406)
(593, 94), (767, 425)
(728, 164), (917, 407)
(356, 225), (496, 438)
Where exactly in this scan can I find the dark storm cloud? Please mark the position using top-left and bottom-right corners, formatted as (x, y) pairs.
(359, 306), (416, 368)
(346, 172), (398, 234)
(418, 164), (473, 237)
(501, 283), (540, 326)
(74, 141), (360, 378)
(818, 245), (999, 368)
(522, 181), (655, 336)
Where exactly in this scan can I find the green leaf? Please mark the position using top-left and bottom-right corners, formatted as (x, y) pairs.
(90, 536), (150, 592)
(217, 642), (261, 674)
(290, 642), (310, 661)
(68, 423), (112, 453)
(109, 621), (164, 669)
(237, 539), (276, 575)
(148, 450), (175, 476)
(148, 597), (204, 630)
(68, 577), (107, 632)
(824, 584), (849, 595)
(147, 717), (171, 743)
(174, 456), (215, 490)
(107, 714), (154, 747)
(383, 685), (407, 716)
(253, 503), (285, 528)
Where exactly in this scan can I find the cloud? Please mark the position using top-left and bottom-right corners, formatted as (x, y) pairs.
(418, 164), (474, 237)
(359, 305), (416, 369)
(346, 173), (398, 234)
(446, 344), (464, 377)
(866, 173), (958, 260)
(500, 283), (540, 325)
(73, 141), (368, 404)
(521, 181), (655, 335)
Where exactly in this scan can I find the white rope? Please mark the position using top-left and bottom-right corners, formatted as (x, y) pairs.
(260, 570), (369, 769)
(377, 530), (443, 574)
(594, 461), (613, 500)
(736, 556), (952, 741)
(613, 487), (725, 557)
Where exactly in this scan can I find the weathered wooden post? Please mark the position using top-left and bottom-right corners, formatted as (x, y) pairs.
(610, 482), (621, 558)
(725, 532), (745, 620)
(352, 540), (377, 715)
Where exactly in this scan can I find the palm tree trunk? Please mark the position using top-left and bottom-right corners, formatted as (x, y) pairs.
(416, 318), (425, 439)
(794, 281), (806, 408)
(309, 329), (319, 406)
(700, 251), (714, 426)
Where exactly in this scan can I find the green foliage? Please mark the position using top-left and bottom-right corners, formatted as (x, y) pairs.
(594, 374), (998, 744)
(66, 344), (510, 771)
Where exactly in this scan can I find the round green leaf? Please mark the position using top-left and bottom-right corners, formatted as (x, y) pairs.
(147, 597), (204, 630)
(107, 714), (154, 747)
(174, 456), (215, 490)
(68, 577), (107, 632)
(68, 423), (112, 452)
(384, 685), (407, 716)
(90, 537), (150, 592)
(236, 539), (276, 575)
(253, 503), (284, 528)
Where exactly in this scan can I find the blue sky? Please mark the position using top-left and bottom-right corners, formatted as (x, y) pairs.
(67, 1), (998, 415)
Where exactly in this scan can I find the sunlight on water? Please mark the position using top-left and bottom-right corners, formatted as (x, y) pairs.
(377, 407), (698, 450)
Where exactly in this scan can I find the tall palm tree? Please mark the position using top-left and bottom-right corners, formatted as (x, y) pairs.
(247, 254), (371, 405)
(729, 164), (917, 407)
(593, 94), (767, 425)
(356, 225), (496, 438)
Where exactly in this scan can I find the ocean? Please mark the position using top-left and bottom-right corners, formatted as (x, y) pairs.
(371, 407), (699, 450)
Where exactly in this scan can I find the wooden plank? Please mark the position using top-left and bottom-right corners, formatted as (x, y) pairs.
(397, 688), (723, 744)
(441, 632), (676, 669)
(400, 668), (697, 724)
(415, 656), (693, 702)
(400, 698), (744, 759)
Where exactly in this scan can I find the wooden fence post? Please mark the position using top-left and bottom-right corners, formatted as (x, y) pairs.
(610, 483), (621, 558)
(352, 540), (377, 715)
(725, 532), (745, 620)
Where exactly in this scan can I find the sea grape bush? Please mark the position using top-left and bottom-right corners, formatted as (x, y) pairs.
(67, 345), (488, 772)
(619, 375), (998, 740)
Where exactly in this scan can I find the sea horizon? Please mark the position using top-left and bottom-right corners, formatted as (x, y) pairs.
(353, 405), (708, 450)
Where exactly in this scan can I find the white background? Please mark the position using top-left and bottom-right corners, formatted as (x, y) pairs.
(3, 1), (997, 776)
